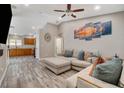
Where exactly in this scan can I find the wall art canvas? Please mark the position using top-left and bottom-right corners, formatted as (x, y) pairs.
(74, 21), (112, 41)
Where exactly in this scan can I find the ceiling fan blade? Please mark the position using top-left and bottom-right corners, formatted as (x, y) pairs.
(67, 4), (71, 10)
(54, 10), (65, 12)
(71, 14), (76, 18)
(61, 14), (66, 18)
(72, 9), (84, 12)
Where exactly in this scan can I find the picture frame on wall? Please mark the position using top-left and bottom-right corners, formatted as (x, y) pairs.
(74, 21), (112, 41)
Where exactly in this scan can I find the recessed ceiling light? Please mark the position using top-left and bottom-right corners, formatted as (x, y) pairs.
(24, 4), (29, 7)
(94, 5), (101, 10)
(32, 26), (35, 30)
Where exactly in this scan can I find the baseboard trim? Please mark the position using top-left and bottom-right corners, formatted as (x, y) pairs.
(0, 61), (9, 87)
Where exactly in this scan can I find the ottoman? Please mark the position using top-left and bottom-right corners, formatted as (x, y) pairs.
(43, 57), (71, 74)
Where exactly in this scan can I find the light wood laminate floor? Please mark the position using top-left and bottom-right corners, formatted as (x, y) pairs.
(1, 56), (77, 88)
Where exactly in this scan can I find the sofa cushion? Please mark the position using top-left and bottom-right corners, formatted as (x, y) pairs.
(92, 58), (123, 85)
(77, 51), (84, 60)
(57, 56), (76, 61)
(64, 50), (73, 57)
(118, 62), (124, 87)
(72, 66), (83, 71)
(72, 59), (91, 68)
(44, 57), (71, 68)
(44, 63), (71, 75)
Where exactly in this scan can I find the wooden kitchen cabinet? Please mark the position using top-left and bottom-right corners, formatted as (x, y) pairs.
(24, 38), (36, 45)
(9, 48), (34, 57)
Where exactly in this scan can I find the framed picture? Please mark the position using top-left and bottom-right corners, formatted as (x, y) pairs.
(74, 21), (112, 41)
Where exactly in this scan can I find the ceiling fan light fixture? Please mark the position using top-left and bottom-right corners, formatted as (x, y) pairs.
(54, 4), (84, 18)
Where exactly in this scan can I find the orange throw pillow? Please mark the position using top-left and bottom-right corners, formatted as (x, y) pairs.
(89, 57), (105, 76)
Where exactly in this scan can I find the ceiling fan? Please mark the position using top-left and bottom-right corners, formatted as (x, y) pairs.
(54, 4), (84, 18)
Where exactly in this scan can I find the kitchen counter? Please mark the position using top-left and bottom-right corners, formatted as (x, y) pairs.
(9, 46), (35, 57)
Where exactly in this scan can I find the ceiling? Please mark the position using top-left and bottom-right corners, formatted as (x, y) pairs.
(11, 4), (124, 25)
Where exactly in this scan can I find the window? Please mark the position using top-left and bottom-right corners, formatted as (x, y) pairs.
(9, 39), (16, 46)
(16, 40), (22, 46)
(9, 39), (22, 46)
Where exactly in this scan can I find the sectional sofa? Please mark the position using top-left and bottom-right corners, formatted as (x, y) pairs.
(42, 50), (97, 74)
(42, 56), (92, 74)
(66, 61), (124, 88)
(42, 49), (124, 88)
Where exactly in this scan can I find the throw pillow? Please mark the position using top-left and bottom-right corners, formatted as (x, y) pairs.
(77, 51), (84, 60)
(64, 50), (73, 57)
(73, 49), (79, 58)
(89, 57), (105, 76)
(84, 51), (92, 61)
(92, 58), (123, 85)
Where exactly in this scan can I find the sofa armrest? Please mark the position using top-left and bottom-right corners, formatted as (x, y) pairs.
(77, 74), (119, 88)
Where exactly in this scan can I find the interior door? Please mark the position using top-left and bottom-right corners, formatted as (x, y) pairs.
(55, 37), (64, 55)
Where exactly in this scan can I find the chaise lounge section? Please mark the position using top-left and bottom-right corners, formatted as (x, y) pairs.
(42, 50), (95, 74)
(43, 55), (92, 74)
(43, 57), (71, 74)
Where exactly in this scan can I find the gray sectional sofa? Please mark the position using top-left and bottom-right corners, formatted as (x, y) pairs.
(42, 56), (92, 74)
(66, 62), (124, 88)
(42, 49), (124, 88)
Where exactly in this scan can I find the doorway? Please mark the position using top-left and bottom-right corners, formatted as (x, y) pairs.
(55, 37), (64, 55)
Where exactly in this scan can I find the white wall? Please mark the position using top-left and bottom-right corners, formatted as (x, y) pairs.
(40, 23), (58, 58)
(9, 14), (59, 59)
(59, 11), (124, 58)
